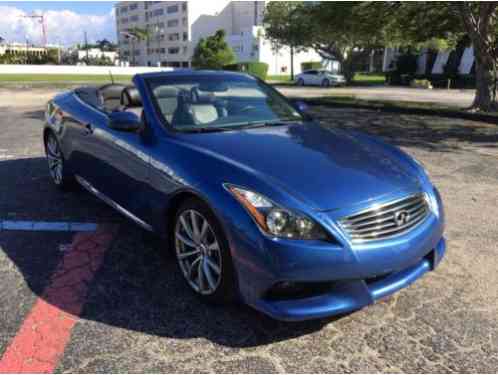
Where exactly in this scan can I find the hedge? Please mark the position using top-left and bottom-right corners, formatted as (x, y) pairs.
(224, 62), (269, 80)
(301, 61), (322, 71)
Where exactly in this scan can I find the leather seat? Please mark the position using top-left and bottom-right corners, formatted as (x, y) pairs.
(120, 86), (143, 118)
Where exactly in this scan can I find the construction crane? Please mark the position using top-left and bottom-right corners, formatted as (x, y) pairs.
(20, 13), (47, 46)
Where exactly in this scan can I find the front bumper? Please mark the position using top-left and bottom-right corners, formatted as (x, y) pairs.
(251, 237), (445, 321)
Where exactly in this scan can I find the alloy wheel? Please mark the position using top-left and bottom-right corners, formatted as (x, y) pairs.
(175, 209), (222, 295)
(45, 135), (63, 185)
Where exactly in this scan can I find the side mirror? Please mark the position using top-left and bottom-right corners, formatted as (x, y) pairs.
(108, 111), (142, 132)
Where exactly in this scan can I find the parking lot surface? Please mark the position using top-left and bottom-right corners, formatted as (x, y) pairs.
(1, 88), (498, 372)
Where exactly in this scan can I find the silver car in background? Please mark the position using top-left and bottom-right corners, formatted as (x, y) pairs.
(295, 69), (346, 87)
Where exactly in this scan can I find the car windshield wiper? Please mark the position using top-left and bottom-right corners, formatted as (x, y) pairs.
(179, 119), (304, 133)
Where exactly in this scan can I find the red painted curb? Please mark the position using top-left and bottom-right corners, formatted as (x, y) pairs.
(0, 226), (116, 373)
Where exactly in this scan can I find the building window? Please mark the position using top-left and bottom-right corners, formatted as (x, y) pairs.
(182, 17), (187, 26)
(182, 46), (188, 55)
(153, 8), (164, 17)
(134, 50), (140, 56)
(182, 3), (187, 12)
(130, 15), (139, 22)
(160, 48), (166, 54)
(168, 33), (179, 41)
(121, 17), (128, 24)
(129, 3), (138, 10)
(115, 8), (119, 16)
(168, 47), (179, 54)
(167, 19), (179, 27)
(120, 6), (128, 13)
(167, 5), (179, 14)
(183, 32), (188, 41)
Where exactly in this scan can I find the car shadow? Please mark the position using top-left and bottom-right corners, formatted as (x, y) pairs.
(0, 157), (332, 348)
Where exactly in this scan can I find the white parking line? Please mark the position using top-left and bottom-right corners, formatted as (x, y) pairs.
(0, 220), (98, 232)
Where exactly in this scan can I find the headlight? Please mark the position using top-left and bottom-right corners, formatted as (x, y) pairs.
(225, 185), (329, 240)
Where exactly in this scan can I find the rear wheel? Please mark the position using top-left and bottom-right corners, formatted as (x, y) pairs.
(321, 79), (330, 87)
(44, 132), (74, 190)
(297, 78), (305, 86)
(173, 198), (237, 303)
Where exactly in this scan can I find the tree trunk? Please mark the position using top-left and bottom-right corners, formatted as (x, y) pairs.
(290, 45), (295, 81)
(472, 52), (496, 111)
(457, 3), (498, 111)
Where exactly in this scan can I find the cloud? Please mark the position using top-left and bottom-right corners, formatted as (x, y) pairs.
(0, 5), (116, 46)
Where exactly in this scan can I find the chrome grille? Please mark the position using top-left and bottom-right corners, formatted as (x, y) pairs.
(339, 194), (430, 242)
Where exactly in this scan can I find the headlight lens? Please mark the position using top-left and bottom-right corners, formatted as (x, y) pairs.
(226, 185), (329, 240)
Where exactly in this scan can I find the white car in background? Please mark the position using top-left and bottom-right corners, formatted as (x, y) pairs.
(295, 70), (346, 87)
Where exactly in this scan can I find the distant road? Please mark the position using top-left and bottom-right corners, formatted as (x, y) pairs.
(277, 85), (475, 109)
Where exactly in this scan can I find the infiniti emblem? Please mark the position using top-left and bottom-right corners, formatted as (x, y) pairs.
(394, 210), (410, 226)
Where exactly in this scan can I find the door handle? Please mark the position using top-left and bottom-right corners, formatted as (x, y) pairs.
(84, 123), (94, 135)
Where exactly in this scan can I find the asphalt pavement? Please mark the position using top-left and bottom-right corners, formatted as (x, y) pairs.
(0, 88), (497, 372)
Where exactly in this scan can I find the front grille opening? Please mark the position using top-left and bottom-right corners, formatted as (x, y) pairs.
(264, 281), (336, 301)
(339, 193), (430, 242)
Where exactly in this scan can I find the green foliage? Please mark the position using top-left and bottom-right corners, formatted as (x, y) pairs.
(0, 48), (60, 65)
(301, 61), (322, 71)
(224, 62), (269, 80)
(264, 2), (386, 82)
(192, 30), (236, 70)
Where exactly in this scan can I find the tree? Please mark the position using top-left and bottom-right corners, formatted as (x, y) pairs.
(263, 2), (310, 79)
(371, 2), (498, 112)
(123, 27), (150, 66)
(191, 30), (236, 69)
(264, 2), (385, 82)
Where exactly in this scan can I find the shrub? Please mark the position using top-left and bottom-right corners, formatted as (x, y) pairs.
(301, 61), (322, 71)
(192, 30), (236, 70)
(410, 79), (433, 89)
(224, 62), (269, 80)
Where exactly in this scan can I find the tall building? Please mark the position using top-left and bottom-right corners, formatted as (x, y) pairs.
(115, 1), (324, 74)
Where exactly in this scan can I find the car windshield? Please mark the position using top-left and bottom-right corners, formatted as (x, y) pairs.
(146, 74), (304, 132)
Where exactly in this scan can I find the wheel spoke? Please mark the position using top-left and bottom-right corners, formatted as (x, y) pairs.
(203, 259), (216, 290)
(188, 256), (202, 277)
(190, 211), (200, 240)
(176, 232), (196, 248)
(199, 220), (208, 242)
(205, 257), (221, 275)
(207, 241), (219, 251)
(177, 249), (200, 259)
(180, 215), (194, 241)
(197, 259), (205, 292)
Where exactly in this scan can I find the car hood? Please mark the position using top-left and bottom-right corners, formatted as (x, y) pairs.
(181, 123), (421, 211)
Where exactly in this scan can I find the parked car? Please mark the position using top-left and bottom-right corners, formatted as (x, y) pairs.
(44, 70), (445, 321)
(295, 69), (346, 87)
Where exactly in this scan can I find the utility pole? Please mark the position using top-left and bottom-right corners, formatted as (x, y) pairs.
(84, 31), (89, 61)
(20, 14), (47, 46)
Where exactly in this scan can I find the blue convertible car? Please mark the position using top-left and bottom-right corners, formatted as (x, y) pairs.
(44, 70), (446, 321)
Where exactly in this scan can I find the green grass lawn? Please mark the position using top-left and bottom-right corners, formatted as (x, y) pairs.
(267, 74), (292, 82)
(0, 74), (133, 83)
(352, 73), (386, 86)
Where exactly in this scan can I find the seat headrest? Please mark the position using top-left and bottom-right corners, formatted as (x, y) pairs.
(121, 86), (142, 107)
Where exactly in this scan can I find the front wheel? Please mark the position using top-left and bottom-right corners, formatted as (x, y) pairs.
(44, 132), (75, 190)
(297, 78), (305, 86)
(321, 79), (330, 87)
(173, 198), (237, 304)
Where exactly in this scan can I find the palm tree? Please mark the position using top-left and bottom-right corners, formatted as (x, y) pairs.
(124, 27), (150, 66)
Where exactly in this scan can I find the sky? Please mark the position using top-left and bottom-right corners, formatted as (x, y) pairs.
(0, 1), (118, 46)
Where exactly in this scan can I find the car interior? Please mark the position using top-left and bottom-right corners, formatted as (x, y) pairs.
(74, 80), (293, 130)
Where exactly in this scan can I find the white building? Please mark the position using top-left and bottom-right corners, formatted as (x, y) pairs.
(115, 1), (326, 74)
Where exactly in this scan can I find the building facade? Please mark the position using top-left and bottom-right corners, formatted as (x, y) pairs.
(115, 1), (325, 74)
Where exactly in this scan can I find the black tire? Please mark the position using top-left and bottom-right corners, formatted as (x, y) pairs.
(172, 198), (238, 304)
(297, 78), (305, 86)
(321, 79), (330, 87)
(44, 132), (75, 191)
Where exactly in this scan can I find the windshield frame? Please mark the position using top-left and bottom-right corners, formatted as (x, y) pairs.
(145, 73), (308, 134)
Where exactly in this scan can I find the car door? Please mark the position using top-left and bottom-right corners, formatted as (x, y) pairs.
(307, 70), (319, 85)
(68, 89), (152, 227)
